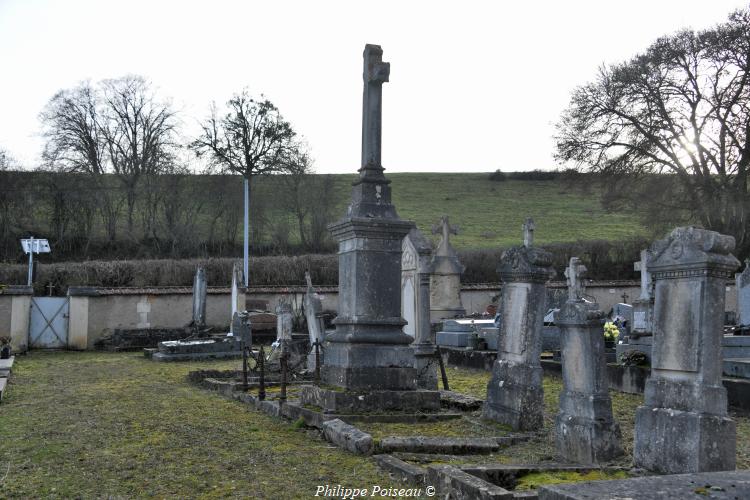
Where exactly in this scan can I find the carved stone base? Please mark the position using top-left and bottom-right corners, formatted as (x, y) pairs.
(634, 406), (736, 474)
(299, 385), (441, 414)
(555, 412), (623, 464)
(482, 359), (543, 431)
(322, 342), (417, 391)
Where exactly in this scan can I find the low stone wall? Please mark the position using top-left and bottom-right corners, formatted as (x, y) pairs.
(0, 286), (32, 353)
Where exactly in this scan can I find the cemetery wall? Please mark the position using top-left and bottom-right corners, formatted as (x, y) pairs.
(0, 281), (738, 351)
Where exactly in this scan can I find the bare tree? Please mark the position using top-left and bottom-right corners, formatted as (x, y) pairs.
(39, 82), (122, 241)
(101, 75), (178, 236)
(556, 7), (750, 255)
(190, 90), (298, 283)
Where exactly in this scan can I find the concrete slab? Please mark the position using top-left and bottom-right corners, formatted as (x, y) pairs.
(539, 470), (750, 500)
(0, 356), (14, 378)
(0, 377), (6, 403)
(724, 358), (750, 379)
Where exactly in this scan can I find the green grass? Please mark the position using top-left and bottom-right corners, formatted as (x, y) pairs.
(515, 470), (630, 491)
(0, 352), (405, 499)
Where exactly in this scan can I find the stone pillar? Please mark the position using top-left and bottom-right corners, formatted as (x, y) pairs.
(634, 227), (739, 474)
(192, 267), (207, 330)
(736, 260), (750, 326)
(403, 228), (437, 389)
(304, 271), (326, 371)
(482, 218), (553, 430)
(275, 301), (293, 343)
(632, 249), (654, 336)
(6, 286), (32, 354)
(555, 257), (623, 464)
(429, 215), (465, 321)
(322, 44), (418, 391)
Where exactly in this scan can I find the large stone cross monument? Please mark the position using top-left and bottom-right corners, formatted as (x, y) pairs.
(320, 45), (433, 403)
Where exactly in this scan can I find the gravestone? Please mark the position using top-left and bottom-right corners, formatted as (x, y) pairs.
(402, 228), (438, 389)
(316, 43), (433, 404)
(736, 260), (750, 326)
(304, 271), (326, 371)
(634, 227), (739, 474)
(632, 249), (654, 335)
(275, 300), (293, 343)
(192, 267), (207, 330)
(482, 218), (554, 430)
(230, 262), (244, 334)
(429, 215), (466, 322)
(232, 311), (252, 345)
(554, 257), (623, 463)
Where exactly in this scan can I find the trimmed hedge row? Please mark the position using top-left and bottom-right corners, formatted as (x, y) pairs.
(0, 238), (648, 295)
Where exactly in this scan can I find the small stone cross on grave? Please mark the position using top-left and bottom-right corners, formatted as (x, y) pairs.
(621, 292), (629, 304)
(522, 217), (535, 248)
(564, 257), (587, 302)
(432, 215), (459, 257)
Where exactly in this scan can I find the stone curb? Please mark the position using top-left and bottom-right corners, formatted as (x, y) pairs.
(322, 419), (374, 455)
(373, 454), (427, 484)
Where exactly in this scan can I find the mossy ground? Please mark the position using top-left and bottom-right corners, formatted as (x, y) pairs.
(0, 352), (405, 499)
(1, 353), (748, 498)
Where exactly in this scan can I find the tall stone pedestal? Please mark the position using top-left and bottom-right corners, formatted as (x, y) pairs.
(555, 298), (623, 463)
(634, 227), (739, 474)
(314, 44), (439, 413)
(483, 218), (553, 431)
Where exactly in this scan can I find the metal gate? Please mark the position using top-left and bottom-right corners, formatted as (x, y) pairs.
(29, 297), (69, 348)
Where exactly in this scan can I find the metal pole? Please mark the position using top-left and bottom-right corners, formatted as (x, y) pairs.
(436, 345), (450, 391)
(314, 340), (321, 384)
(243, 176), (249, 287)
(27, 236), (34, 286)
(258, 345), (266, 400)
(279, 343), (288, 406)
(241, 340), (249, 390)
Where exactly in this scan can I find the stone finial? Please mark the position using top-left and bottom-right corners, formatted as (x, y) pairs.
(523, 218), (535, 248)
(564, 257), (587, 301)
(432, 215), (459, 258)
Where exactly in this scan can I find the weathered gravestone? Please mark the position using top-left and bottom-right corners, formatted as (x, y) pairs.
(402, 228), (438, 389)
(230, 262), (244, 334)
(231, 311), (252, 345)
(304, 271), (326, 371)
(429, 215), (466, 322)
(275, 300), (293, 343)
(634, 227), (739, 474)
(554, 257), (623, 463)
(300, 44), (439, 414)
(736, 259), (750, 326)
(482, 218), (553, 430)
(192, 266), (207, 331)
(632, 249), (654, 334)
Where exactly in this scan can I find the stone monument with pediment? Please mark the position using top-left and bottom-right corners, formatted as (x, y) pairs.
(482, 218), (554, 430)
(634, 226), (739, 473)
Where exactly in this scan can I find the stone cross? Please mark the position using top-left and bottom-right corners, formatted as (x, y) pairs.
(564, 257), (587, 301)
(361, 44), (390, 174)
(522, 218), (535, 248)
(634, 249), (653, 301)
(432, 215), (459, 257)
(621, 292), (629, 304)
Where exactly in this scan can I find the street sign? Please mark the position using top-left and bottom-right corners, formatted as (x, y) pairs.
(21, 238), (51, 254)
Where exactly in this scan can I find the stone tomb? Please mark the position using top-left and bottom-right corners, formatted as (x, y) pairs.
(482, 218), (554, 431)
(300, 44), (439, 414)
(554, 257), (623, 464)
(634, 227), (738, 474)
(401, 227), (438, 389)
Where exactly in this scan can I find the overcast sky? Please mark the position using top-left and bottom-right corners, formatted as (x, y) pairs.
(1, 0), (747, 174)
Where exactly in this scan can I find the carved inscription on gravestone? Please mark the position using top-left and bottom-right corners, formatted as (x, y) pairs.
(652, 279), (699, 372)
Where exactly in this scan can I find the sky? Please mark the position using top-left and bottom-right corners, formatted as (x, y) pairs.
(0, 0), (748, 174)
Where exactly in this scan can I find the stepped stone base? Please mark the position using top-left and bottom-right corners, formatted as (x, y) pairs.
(299, 385), (440, 413)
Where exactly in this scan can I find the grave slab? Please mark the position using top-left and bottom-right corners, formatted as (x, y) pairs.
(0, 356), (14, 378)
(538, 470), (750, 500)
(0, 377), (7, 403)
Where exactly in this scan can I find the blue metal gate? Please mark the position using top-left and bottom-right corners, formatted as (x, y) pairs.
(29, 297), (69, 348)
